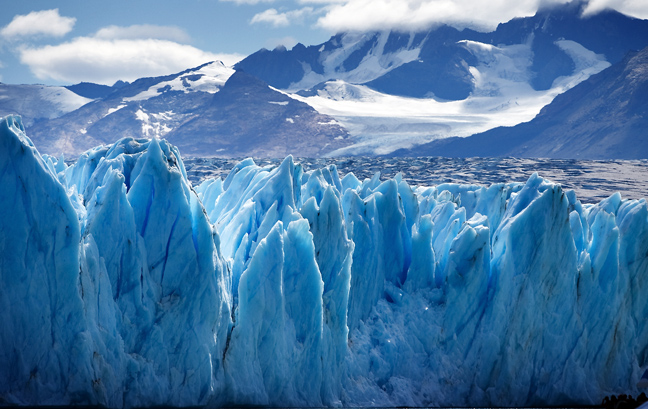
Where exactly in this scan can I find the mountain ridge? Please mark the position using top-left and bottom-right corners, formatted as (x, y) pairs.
(7, 2), (648, 158)
(391, 46), (648, 159)
(26, 64), (349, 158)
(236, 2), (648, 100)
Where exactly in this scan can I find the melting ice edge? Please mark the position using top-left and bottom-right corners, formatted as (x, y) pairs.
(1, 115), (647, 407)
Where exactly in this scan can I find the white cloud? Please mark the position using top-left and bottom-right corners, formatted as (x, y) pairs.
(94, 24), (192, 43)
(251, 9), (290, 26)
(310, 0), (648, 33)
(315, 0), (556, 32)
(1, 9), (75, 38)
(251, 7), (315, 27)
(583, 0), (648, 19)
(19, 37), (243, 85)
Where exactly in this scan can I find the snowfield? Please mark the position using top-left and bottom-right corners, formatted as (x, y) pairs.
(124, 61), (234, 102)
(1, 115), (647, 407)
(292, 39), (611, 155)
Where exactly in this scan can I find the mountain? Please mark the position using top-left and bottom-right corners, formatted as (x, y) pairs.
(0, 83), (91, 127)
(234, 2), (648, 156)
(361, 28), (478, 100)
(289, 35), (612, 156)
(27, 62), (348, 157)
(236, 2), (648, 98)
(15, 2), (648, 158)
(65, 81), (123, 99)
(237, 29), (478, 100)
(395, 45), (648, 159)
(165, 70), (350, 157)
(26, 61), (233, 155)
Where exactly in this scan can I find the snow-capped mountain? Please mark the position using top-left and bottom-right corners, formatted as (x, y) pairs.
(0, 83), (91, 127)
(26, 61), (232, 155)
(237, 2), (648, 98)
(397, 45), (648, 159)
(238, 29), (473, 100)
(164, 70), (350, 157)
(17, 1), (648, 158)
(234, 2), (648, 156)
(27, 62), (349, 157)
(288, 37), (611, 155)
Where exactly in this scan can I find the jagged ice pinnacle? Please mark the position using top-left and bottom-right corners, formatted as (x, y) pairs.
(1, 115), (647, 407)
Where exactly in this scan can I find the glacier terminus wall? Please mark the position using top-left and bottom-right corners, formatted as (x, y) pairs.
(1, 115), (648, 407)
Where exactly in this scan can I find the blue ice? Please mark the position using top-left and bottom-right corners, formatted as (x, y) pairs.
(1, 115), (648, 407)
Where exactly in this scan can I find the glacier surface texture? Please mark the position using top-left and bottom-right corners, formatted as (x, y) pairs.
(1, 114), (648, 407)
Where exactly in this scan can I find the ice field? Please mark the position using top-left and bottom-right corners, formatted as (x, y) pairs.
(1, 115), (647, 407)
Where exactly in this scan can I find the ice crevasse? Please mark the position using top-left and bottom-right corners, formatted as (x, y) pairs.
(1, 114), (648, 407)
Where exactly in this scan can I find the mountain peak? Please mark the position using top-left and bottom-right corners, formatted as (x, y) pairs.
(404, 46), (648, 159)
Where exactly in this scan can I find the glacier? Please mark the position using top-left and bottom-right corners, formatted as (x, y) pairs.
(1, 114), (648, 407)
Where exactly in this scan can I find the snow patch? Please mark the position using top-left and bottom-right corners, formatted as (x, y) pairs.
(287, 31), (423, 92)
(135, 109), (174, 138)
(106, 104), (127, 116)
(552, 40), (611, 90)
(135, 109), (154, 137)
(319, 120), (340, 126)
(38, 86), (92, 113)
(151, 110), (174, 121)
(125, 61), (234, 102)
(459, 39), (534, 94)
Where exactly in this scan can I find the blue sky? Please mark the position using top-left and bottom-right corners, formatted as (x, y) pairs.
(2, 0), (647, 86)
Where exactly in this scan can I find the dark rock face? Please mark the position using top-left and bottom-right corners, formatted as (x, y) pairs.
(235, 45), (325, 90)
(65, 82), (116, 99)
(365, 28), (478, 100)
(394, 46), (648, 159)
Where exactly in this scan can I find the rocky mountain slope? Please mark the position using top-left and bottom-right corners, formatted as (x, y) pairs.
(26, 61), (233, 155)
(11, 1), (648, 158)
(27, 63), (348, 157)
(234, 2), (648, 155)
(162, 70), (350, 157)
(395, 46), (648, 159)
(236, 2), (648, 99)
